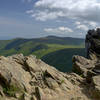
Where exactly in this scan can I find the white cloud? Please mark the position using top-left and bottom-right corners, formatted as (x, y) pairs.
(89, 22), (97, 27)
(83, 21), (98, 27)
(25, 0), (100, 38)
(59, 27), (73, 32)
(26, 10), (33, 14)
(75, 21), (98, 28)
(31, 0), (100, 22)
(32, 10), (65, 21)
(44, 26), (73, 33)
(76, 24), (88, 31)
(75, 21), (81, 25)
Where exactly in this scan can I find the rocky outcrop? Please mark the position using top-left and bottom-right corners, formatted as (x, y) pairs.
(1, 28), (100, 100)
(85, 28), (100, 59)
(73, 28), (100, 100)
(0, 54), (86, 100)
(73, 54), (100, 99)
(0, 53), (95, 100)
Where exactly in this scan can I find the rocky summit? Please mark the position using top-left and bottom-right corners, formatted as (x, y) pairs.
(0, 29), (100, 100)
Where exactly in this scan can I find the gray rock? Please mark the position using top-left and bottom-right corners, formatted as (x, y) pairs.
(25, 56), (41, 72)
(23, 93), (31, 100)
(45, 77), (59, 89)
(72, 55), (95, 77)
(92, 63), (100, 74)
(90, 75), (100, 98)
(35, 87), (44, 100)
(85, 28), (100, 59)
(0, 55), (31, 93)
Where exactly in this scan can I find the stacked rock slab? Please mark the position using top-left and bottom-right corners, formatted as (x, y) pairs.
(73, 28), (100, 99)
(0, 54), (91, 100)
(0, 53), (97, 100)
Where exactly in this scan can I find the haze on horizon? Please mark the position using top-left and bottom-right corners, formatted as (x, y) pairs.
(0, 0), (100, 40)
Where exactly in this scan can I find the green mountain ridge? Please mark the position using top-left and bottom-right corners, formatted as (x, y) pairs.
(0, 36), (85, 72)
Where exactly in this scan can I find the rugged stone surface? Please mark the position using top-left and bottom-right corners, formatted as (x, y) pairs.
(91, 75), (100, 98)
(0, 54), (93, 100)
(72, 28), (100, 100)
(72, 55), (95, 77)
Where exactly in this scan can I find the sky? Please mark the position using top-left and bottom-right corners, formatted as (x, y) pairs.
(0, 0), (100, 39)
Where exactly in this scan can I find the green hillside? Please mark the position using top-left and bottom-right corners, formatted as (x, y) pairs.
(0, 36), (85, 72)
(42, 48), (85, 72)
(0, 36), (85, 56)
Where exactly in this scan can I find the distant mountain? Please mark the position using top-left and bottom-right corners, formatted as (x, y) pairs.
(0, 36), (85, 72)
(2, 36), (85, 49)
(33, 36), (85, 45)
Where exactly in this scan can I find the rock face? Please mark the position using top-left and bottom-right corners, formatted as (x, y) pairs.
(73, 28), (100, 100)
(0, 28), (100, 100)
(85, 28), (100, 59)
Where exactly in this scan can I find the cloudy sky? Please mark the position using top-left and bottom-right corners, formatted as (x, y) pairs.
(0, 0), (100, 39)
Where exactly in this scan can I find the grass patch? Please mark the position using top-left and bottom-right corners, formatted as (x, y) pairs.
(3, 85), (23, 97)
(60, 80), (65, 85)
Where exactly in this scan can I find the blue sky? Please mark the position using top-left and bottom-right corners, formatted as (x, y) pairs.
(0, 0), (100, 39)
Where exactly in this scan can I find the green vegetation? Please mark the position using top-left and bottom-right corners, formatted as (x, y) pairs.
(42, 48), (85, 72)
(3, 85), (23, 97)
(32, 44), (84, 58)
(60, 80), (65, 85)
(0, 36), (85, 72)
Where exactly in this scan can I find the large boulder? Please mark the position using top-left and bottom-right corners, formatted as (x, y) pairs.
(72, 55), (95, 77)
(0, 55), (31, 92)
